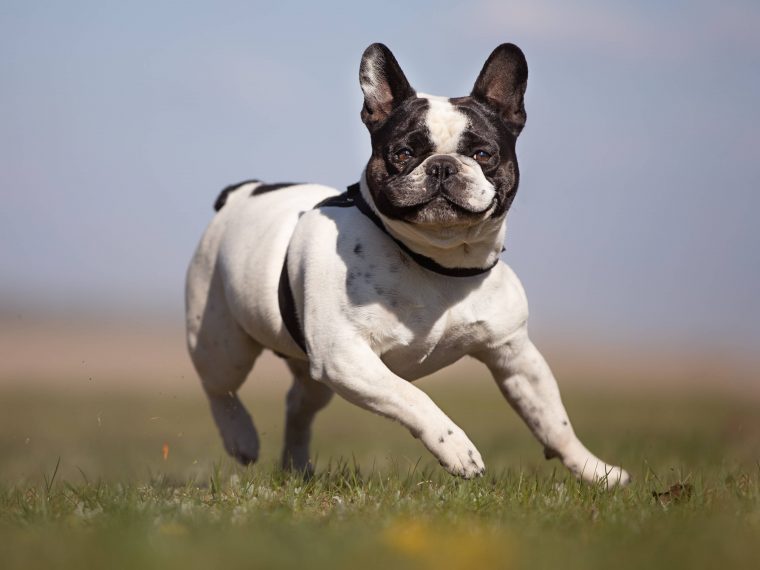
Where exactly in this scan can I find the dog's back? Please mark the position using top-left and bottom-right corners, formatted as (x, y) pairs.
(185, 181), (337, 365)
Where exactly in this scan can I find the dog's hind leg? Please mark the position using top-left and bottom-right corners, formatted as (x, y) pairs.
(281, 358), (334, 474)
(187, 260), (263, 465)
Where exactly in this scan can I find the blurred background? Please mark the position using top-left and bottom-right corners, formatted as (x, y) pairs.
(1, 1), (759, 481)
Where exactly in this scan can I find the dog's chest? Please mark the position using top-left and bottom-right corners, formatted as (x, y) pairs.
(341, 249), (508, 379)
(377, 311), (495, 379)
(293, 207), (526, 379)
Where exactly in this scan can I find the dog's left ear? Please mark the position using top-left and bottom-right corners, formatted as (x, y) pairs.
(360, 43), (416, 131)
(471, 43), (528, 136)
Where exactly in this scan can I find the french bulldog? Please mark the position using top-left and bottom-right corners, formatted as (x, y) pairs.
(185, 43), (630, 486)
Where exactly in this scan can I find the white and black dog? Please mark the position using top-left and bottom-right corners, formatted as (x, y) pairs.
(186, 43), (630, 486)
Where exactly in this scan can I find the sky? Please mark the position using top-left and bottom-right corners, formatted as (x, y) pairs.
(1, 0), (759, 351)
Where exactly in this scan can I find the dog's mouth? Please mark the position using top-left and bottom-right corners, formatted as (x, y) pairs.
(392, 193), (495, 226)
(439, 187), (494, 215)
(389, 183), (493, 211)
(367, 172), (498, 226)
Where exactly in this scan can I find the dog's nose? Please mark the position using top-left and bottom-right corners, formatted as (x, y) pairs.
(425, 156), (459, 183)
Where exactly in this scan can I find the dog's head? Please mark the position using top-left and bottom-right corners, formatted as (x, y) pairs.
(360, 43), (527, 228)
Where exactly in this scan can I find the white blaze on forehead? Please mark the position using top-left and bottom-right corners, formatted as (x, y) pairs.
(419, 93), (469, 154)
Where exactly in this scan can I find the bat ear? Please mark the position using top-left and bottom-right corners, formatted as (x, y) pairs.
(360, 43), (416, 131)
(471, 43), (528, 136)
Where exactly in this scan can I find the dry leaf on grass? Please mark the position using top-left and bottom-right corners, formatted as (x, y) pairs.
(652, 483), (693, 506)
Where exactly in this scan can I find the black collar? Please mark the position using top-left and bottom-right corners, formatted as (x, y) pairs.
(316, 183), (501, 278)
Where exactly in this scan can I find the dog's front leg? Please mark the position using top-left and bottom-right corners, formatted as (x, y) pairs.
(476, 328), (630, 487)
(311, 342), (485, 479)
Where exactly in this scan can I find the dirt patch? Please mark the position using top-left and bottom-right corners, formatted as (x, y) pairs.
(1, 316), (758, 399)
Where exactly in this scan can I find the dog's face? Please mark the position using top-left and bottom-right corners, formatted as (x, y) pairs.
(360, 43), (528, 227)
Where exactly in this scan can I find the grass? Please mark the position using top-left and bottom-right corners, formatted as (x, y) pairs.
(1, 376), (759, 569)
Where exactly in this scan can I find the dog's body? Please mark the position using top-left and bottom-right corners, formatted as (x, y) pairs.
(186, 44), (630, 485)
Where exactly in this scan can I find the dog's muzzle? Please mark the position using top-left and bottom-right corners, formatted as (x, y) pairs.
(420, 156), (492, 215)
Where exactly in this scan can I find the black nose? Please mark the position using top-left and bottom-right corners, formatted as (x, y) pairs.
(425, 156), (459, 183)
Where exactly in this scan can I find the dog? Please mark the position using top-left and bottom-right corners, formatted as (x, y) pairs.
(185, 43), (630, 486)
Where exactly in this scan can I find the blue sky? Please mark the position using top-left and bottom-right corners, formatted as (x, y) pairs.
(1, 0), (759, 349)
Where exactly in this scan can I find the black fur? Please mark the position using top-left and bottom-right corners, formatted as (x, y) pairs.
(215, 181), (305, 212)
(450, 97), (521, 217)
(314, 192), (355, 209)
(322, 184), (498, 277)
(360, 43), (417, 130)
(361, 44), (528, 224)
(470, 43), (528, 136)
(251, 182), (302, 197)
(277, 253), (307, 353)
(214, 179), (259, 212)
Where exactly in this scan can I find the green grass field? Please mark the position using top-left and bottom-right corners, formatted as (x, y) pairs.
(1, 376), (759, 569)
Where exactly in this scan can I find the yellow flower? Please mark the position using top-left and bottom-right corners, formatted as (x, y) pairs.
(383, 517), (515, 569)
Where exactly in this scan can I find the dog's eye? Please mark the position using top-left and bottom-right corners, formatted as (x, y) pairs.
(394, 148), (414, 163)
(473, 150), (491, 163)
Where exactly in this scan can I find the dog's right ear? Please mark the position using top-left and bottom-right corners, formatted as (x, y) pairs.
(360, 43), (416, 131)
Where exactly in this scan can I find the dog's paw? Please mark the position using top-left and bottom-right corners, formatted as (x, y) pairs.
(597, 465), (631, 488)
(567, 457), (631, 488)
(220, 425), (260, 465)
(281, 446), (314, 477)
(423, 427), (485, 479)
(224, 436), (260, 466)
(209, 395), (260, 465)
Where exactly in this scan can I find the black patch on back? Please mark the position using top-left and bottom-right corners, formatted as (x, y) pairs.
(251, 182), (302, 197)
(214, 179), (260, 212)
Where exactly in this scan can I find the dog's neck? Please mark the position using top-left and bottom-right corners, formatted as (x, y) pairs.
(359, 172), (507, 271)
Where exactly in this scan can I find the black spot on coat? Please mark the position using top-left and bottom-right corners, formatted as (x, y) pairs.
(250, 182), (302, 197)
(214, 179), (260, 211)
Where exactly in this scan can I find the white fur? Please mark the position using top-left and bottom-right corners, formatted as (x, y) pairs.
(186, 182), (630, 486)
(361, 94), (501, 270)
(359, 172), (504, 270)
(360, 53), (390, 107)
(419, 93), (469, 154)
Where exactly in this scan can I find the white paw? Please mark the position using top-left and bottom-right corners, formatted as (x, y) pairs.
(423, 426), (485, 479)
(597, 465), (631, 488)
(567, 457), (631, 488)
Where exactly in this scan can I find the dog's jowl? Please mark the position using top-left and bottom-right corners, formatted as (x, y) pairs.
(185, 43), (630, 486)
